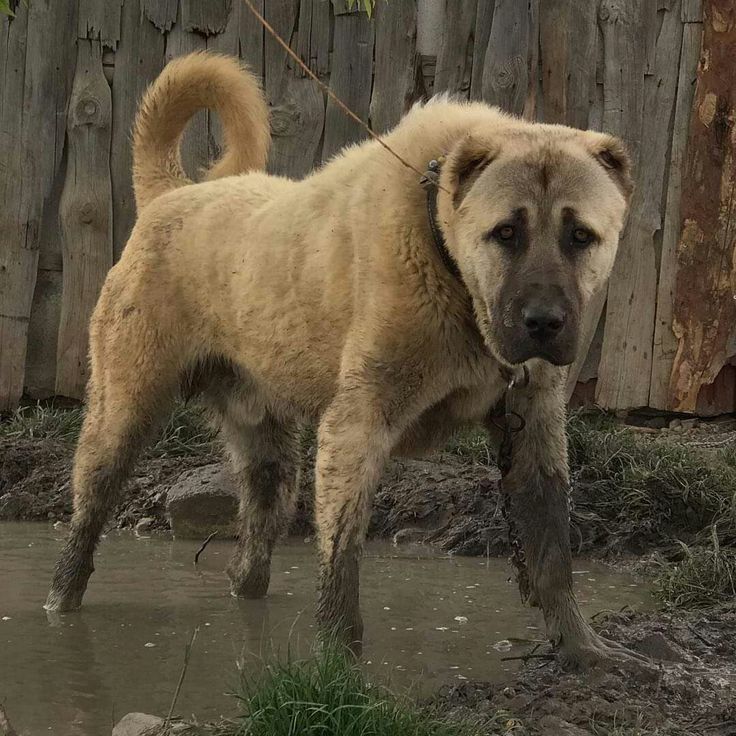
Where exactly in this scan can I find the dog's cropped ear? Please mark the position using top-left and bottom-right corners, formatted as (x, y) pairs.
(444, 135), (497, 207)
(588, 134), (634, 202)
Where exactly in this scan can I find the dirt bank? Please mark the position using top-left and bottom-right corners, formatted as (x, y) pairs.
(434, 605), (736, 735)
(2, 427), (734, 564)
(0, 435), (508, 555)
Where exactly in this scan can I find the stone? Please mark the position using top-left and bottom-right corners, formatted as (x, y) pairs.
(165, 463), (239, 539)
(538, 715), (590, 736)
(135, 517), (155, 534)
(112, 712), (163, 736)
(392, 527), (427, 545)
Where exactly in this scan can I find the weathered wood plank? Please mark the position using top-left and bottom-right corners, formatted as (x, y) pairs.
(539, 0), (597, 128)
(0, 0), (77, 408)
(0, 7), (32, 409)
(681, 0), (703, 21)
(25, 156), (67, 398)
(296, 0), (331, 78)
(323, 8), (375, 159)
(370, 0), (419, 133)
(25, 270), (63, 398)
(239, 0), (266, 77)
(78, 0), (123, 47)
(480, 0), (535, 116)
(434, 0), (477, 97)
(264, 0), (300, 109)
(470, 0), (496, 101)
(596, 0), (680, 409)
(649, 21), (703, 409)
(643, 0), (658, 74)
(269, 79), (326, 178)
(167, 8), (209, 179)
(111, 0), (166, 259)
(667, 0), (736, 412)
(570, 0), (648, 409)
(56, 40), (114, 399)
(141, 0), (178, 33)
(182, 0), (232, 36)
(262, 0), (325, 178)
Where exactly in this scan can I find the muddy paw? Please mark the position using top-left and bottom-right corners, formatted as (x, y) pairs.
(560, 633), (659, 679)
(43, 587), (85, 612)
(227, 561), (270, 598)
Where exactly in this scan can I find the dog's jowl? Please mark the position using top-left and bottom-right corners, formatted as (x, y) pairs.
(45, 52), (642, 670)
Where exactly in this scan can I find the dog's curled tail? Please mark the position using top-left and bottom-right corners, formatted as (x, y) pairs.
(132, 52), (270, 211)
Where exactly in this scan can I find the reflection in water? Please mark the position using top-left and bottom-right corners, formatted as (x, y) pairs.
(0, 523), (651, 734)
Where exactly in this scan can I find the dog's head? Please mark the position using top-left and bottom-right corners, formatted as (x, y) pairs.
(437, 125), (632, 367)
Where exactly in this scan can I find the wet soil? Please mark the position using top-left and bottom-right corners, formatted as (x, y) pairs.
(0, 436), (507, 555)
(435, 606), (736, 735)
(0, 435), (634, 561)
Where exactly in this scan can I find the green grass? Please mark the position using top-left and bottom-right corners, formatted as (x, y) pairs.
(181, 645), (502, 736)
(0, 402), (217, 458)
(654, 529), (736, 608)
(567, 410), (736, 547)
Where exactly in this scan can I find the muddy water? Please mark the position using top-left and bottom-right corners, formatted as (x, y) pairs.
(1, 522), (651, 734)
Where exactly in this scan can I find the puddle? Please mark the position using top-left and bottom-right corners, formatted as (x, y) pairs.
(0, 522), (651, 734)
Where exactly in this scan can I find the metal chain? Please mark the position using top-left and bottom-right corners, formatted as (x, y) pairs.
(497, 366), (532, 604)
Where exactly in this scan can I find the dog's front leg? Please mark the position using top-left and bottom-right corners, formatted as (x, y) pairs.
(313, 391), (394, 656)
(502, 364), (652, 671)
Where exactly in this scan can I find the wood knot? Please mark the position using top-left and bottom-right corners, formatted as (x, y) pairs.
(599, 1), (624, 23)
(76, 97), (100, 123)
(79, 202), (96, 224)
(492, 57), (523, 90)
(270, 103), (298, 136)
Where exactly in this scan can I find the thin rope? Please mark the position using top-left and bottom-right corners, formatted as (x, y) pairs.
(240, 0), (450, 194)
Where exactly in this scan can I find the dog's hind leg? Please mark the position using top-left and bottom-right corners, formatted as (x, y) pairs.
(214, 401), (301, 599)
(45, 332), (178, 612)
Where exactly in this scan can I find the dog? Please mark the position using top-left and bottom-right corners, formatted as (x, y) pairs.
(46, 52), (644, 670)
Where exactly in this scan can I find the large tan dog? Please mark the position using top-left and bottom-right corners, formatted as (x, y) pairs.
(46, 52), (643, 669)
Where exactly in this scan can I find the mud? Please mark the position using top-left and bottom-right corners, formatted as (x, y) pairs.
(435, 606), (736, 735)
(0, 437), (507, 554)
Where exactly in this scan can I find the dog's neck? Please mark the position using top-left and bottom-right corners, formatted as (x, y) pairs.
(420, 159), (462, 282)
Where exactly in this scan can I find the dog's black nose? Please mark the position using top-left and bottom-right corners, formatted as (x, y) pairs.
(522, 304), (566, 341)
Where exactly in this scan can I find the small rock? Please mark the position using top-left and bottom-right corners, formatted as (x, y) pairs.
(392, 528), (426, 545)
(135, 517), (155, 535)
(669, 418), (682, 429)
(680, 418), (698, 430)
(538, 715), (589, 736)
(165, 464), (239, 539)
(112, 712), (163, 736)
(633, 631), (687, 663)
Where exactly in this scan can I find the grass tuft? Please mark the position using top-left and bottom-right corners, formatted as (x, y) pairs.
(654, 529), (736, 608)
(216, 645), (489, 736)
(0, 402), (217, 458)
(567, 410), (736, 550)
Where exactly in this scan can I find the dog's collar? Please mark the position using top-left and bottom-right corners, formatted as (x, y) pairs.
(420, 159), (462, 281)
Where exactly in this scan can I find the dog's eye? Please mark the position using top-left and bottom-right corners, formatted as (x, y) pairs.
(571, 227), (593, 246)
(493, 224), (515, 242)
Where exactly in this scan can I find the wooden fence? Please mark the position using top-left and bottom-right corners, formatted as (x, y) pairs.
(1, 0), (734, 416)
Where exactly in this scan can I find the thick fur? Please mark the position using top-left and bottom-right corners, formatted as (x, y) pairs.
(132, 52), (270, 210)
(47, 53), (639, 669)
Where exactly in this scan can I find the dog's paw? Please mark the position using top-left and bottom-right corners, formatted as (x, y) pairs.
(559, 631), (659, 679)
